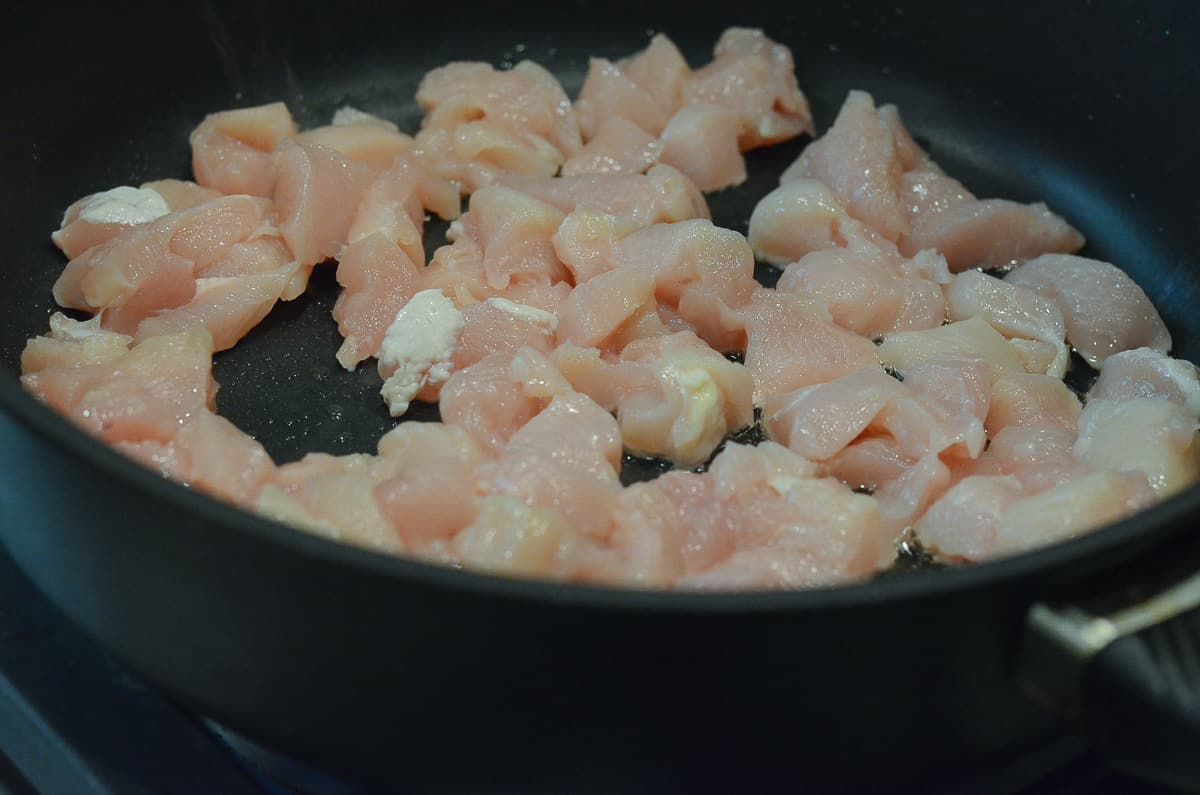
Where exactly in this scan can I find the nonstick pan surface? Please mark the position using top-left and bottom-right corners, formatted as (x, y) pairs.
(2, 0), (1200, 791)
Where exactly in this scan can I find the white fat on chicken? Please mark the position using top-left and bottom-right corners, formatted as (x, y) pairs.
(68, 186), (171, 227)
(378, 289), (464, 416)
(616, 334), (754, 468)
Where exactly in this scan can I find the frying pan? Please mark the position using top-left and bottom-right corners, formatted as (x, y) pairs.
(2, 0), (1199, 790)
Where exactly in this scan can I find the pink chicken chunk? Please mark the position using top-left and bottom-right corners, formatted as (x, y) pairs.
(779, 91), (1083, 270)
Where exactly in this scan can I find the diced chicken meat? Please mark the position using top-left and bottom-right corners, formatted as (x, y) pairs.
(945, 269), (1069, 377)
(415, 60), (582, 191)
(740, 290), (880, 402)
(779, 91), (1083, 270)
(273, 141), (372, 267)
(658, 104), (746, 191)
(1074, 398), (1200, 497)
(190, 102), (297, 197)
(562, 117), (663, 177)
(332, 234), (423, 369)
(1006, 254), (1172, 367)
(683, 28), (813, 149)
(1089, 348), (1200, 417)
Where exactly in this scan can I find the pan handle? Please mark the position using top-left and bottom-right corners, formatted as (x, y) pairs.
(1021, 570), (1200, 790)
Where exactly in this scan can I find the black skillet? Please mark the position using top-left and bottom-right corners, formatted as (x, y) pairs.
(2, 0), (1199, 791)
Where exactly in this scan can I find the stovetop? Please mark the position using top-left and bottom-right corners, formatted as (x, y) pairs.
(0, 546), (1181, 795)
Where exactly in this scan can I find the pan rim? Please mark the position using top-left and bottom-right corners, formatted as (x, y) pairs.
(3, 368), (1196, 613)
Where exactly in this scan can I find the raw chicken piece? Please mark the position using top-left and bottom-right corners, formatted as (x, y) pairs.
(459, 298), (557, 359)
(374, 425), (490, 549)
(878, 104), (925, 170)
(562, 117), (663, 176)
(411, 292), (560, 407)
(190, 102), (297, 196)
(542, 348), (619, 408)
(453, 495), (577, 578)
(919, 469), (1155, 562)
(779, 93), (1083, 268)
(619, 33), (690, 117)
(272, 141), (372, 267)
(662, 442), (892, 588)
(261, 423), (487, 555)
(21, 313), (131, 373)
(346, 160), (430, 268)
(22, 328), (216, 445)
(824, 437), (913, 493)
(53, 185), (172, 259)
(683, 28), (813, 149)
(945, 269), (1069, 377)
(488, 394), (623, 538)
(429, 122), (565, 190)
(766, 357), (987, 466)
(764, 368), (904, 460)
(260, 453), (406, 554)
(747, 177), (898, 267)
(422, 233), (488, 304)
(673, 283), (748, 353)
(611, 219), (758, 307)
(994, 472), (1155, 554)
(897, 163), (1085, 270)
(499, 164), (710, 226)
(556, 267), (656, 350)
(986, 373), (1081, 435)
(876, 325), (1078, 474)
(164, 196), (276, 277)
(614, 332), (755, 467)
(140, 179), (223, 212)
(1005, 254), (1171, 367)
(416, 60), (582, 190)
(1074, 398), (1200, 497)
(965, 423), (1088, 494)
(552, 210), (643, 283)
(820, 353), (988, 513)
(332, 234), (422, 369)
(134, 269), (294, 351)
(53, 195), (274, 333)
(460, 186), (569, 290)
(915, 475), (1032, 562)
(550, 332), (753, 467)
(892, 277), (949, 332)
(776, 248), (946, 338)
(874, 452), (953, 529)
(119, 410), (274, 507)
(877, 317), (1024, 382)
(782, 91), (907, 241)
(196, 234), (293, 278)
(1090, 348), (1200, 417)
(439, 352), (544, 455)
(295, 122), (414, 172)
(604, 482), (686, 587)
(575, 57), (671, 139)
(430, 60), (582, 159)
(904, 355), (992, 423)
(740, 290), (880, 402)
(657, 104), (746, 191)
